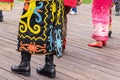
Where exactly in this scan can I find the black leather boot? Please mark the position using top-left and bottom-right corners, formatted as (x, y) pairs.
(36, 54), (56, 78)
(11, 52), (31, 76)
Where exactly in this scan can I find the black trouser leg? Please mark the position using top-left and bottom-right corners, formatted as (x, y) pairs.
(115, 2), (120, 16)
(36, 54), (56, 78)
(21, 51), (31, 62)
(63, 6), (71, 37)
(0, 10), (3, 22)
(11, 52), (31, 76)
(62, 6), (71, 50)
(45, 54), (54, 65)
(115, 3), (120, 12)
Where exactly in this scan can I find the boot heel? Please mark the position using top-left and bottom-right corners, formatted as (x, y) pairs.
(49, 72), (56, 78)
(22, 72), (30, 76)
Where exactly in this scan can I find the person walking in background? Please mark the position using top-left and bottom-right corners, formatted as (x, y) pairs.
(108, 0), (115, 38)
(11, 0), (64, 78)
(62, 6), (71, 51)
(69, 7), (77, 15)
(88, 0), (113, 48)
(63, 0), (77, 51)
(0, 10), (3, 22)
(69, 0), (82, 15)
(114, 0), (120, 16)
(108, 8), (113, 38)
(63, 0), (82, 51)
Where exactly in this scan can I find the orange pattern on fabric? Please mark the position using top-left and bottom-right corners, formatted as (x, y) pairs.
(24, 2), (29, 10)
(37, 10), (42, 12)
(19, 41), (47, 54)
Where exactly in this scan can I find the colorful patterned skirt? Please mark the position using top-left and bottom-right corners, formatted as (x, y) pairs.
(17, 0), (64, 58)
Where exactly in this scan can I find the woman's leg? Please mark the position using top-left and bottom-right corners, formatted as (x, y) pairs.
(108, 9), (112, 37)
(62, 6), (71, 50)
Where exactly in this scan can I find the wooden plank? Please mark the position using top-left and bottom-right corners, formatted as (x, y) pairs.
(0, 2), (120, 80)
(64, 53), (120, 78)
(0, 44), (76, 80)
(67, 40), (120, 67)
(0, 64), (24, 80)
(0, 37), (92, 80)
(0, 42), (86, 80)
(0, 75), (7, 80)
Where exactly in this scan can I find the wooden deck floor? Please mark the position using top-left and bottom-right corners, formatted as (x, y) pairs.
(0, 2), (120, 80)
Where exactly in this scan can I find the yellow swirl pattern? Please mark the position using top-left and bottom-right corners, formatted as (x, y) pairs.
(18, 0), (64, 55)
(50, 0), (56, 22)
(42, 0), (49, 41)
(61, 0), (64, 25)
(18, 0), (51, 41)
(56, 0), (62, 25)
(19, 20), (28, 33)
(20, 1), (41, 34)
(18, 34), (46, 41)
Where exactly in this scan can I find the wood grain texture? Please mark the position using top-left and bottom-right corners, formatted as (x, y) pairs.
(0, 2), (120, 80)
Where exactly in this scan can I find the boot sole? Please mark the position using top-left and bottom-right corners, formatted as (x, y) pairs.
(37, 73), (55, 78)
(36, 70), (56, 78)
(12, 71), (30, 77)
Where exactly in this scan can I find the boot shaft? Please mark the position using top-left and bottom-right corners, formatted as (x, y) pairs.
(36, 54), (56, 78)
(11, 51), (31, 76)
(21, 51), (31, 62)
(45, 54), (54, 64)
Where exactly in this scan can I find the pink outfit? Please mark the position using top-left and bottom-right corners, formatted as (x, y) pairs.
(63, 0), (76, 7)
(92, 0), (112, 41)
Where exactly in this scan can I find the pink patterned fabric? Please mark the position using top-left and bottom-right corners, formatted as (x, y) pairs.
(92, 0), (112, 41)
(63, 0), (76, 7)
